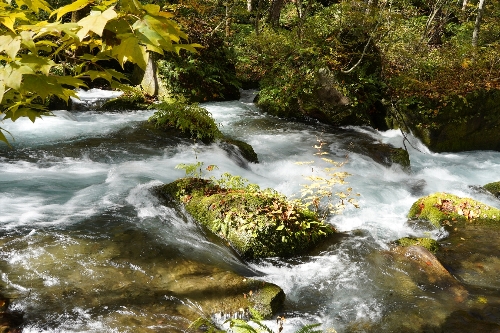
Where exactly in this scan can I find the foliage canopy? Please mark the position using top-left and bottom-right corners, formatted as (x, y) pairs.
(0, 0), (201, 144)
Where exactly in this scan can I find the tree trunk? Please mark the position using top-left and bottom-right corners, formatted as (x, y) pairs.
(140, 52), (159, 97)
(472, 0), (486, 47)
(268, 0), (285, 27)
(462, 0), (468, 11)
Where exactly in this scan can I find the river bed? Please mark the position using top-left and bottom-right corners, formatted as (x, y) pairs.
(1, 91), (499, 332)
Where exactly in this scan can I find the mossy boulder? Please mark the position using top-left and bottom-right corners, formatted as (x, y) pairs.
(393, 89), (500, 152)
(395, 237), (440, 253)
(219, 138), (259, 165)
(408, 192), (500, 228)
(155, 178), (336, 259)
(483, 181), (500, 199)
(406, 192), (500, 291)
(101, 91), (150, 110)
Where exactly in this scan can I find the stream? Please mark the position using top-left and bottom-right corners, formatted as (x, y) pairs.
(1, 90), (499, 332)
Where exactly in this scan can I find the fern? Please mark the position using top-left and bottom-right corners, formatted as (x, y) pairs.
(294, 323), (323, 333)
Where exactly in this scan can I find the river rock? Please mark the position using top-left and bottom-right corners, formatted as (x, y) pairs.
(393, 89), (500, 152)
(391, 245), (468, 302)
(406, 192), (500, 296)
(483, 181), (500, 199)
(408, 192), (500, 228)
(0, 292), (22, 332)
(155, 178), (336, 259)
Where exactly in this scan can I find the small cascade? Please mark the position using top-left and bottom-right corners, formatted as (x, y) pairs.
(70, 88), (123, 110)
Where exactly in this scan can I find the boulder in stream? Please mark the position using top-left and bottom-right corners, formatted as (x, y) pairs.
(155, 178), (336, 259)
(483, 181), (500, 199)
(402, 192), (500, 327)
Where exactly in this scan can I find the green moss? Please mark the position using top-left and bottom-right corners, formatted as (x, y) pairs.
(483, 181), (500, 198)
(156, 178), (336, 259)
(101, 91), (148, 110)
(394, 89), (500, 152)
(222, 138), (259, 163)
(389, 147), (411, 172)
(408, 192), (500, 228)
(247, 282), (285, 319)
(396, 237), (440, 253)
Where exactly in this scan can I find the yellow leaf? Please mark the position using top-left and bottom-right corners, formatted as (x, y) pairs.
(51, 0), (93, 20)
(0, 34), (21, 59)
(77, 8), (117, 40)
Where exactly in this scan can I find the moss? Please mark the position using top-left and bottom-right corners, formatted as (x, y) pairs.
(408, 192), (500, 229)
(148, 101), (223, 143)
(483, 181), (500, 198)
(394, 89), (500, 152)
(156, 178), (336, 259)
(396, 237), (440, 253)
(101, 91), (149, 110)
(389, 147), (411, 172)
(221, 138), (259, 163)
(246, 282), (285, 319)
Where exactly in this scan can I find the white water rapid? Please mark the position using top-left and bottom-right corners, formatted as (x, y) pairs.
(0, 90), (499, 332)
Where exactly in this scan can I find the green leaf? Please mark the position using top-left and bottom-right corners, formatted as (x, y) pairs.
(21, 74), (67, 100)
(0, 11), (27, 32)
(0, 80), (5, 103)
(1, 63), (34, 89)
(0, 127), (12, 146)
(51, 0), (93, 20)
(19, 54), (54, 75)
(17, 0), (51, 13)
(20, 31), (36, 54)
(77, 70), (113, 82)
(110, 33), (148, 69)
(77, 8), (118, 40)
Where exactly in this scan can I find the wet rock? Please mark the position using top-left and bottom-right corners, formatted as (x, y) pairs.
(406, 192), (500, 302)
(339, 127), (411, 171)
(156, 178), (336, 259)
(393, 89), (500, 152)
(391, 245), (468, 303)
(408, 192), (500, 228)
(218, 138), (259, 167)
(483, 181), (500, 199)
(0, 293), (22, 333)
(1, 226), (284, 331)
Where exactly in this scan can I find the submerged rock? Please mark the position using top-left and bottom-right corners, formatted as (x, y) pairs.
(155, 178), (336, 259)
(391, 245), (468, 302)
(0, 292), (22, 333)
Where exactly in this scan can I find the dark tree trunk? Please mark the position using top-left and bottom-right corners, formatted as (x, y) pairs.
(268, 0), (285, 27)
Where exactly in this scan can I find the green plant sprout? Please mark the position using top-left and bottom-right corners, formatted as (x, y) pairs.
(188, 315), (324, 333)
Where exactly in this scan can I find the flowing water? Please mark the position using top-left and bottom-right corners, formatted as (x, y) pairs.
(1, 90), (499, 332)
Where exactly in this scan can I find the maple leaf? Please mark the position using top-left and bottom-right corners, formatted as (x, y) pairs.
(51, 0), (93, 21)
(0, 11), (27, 32)
(19, 54), (54, 75)
(77, 8), (117, 41)
(0, 34), (21, 60)
(1, 62), (35, 89)
(110, 33), (148, 69)
(0, 80), (5, 104)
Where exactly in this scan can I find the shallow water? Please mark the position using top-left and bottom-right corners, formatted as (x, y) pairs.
(1, 91), (500, 332)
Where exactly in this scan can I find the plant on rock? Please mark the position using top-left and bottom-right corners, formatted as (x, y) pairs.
(157, 172), (336, 259)
(148, 98), (222, 143)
